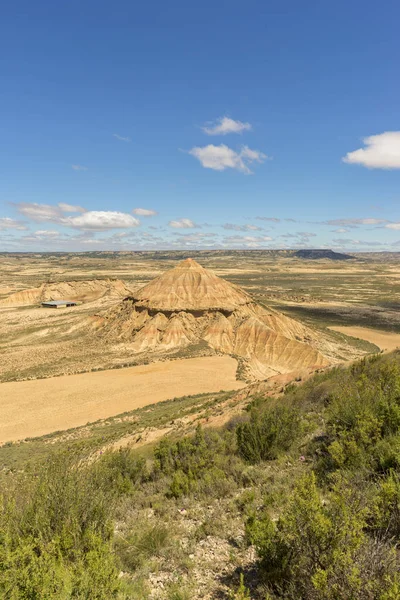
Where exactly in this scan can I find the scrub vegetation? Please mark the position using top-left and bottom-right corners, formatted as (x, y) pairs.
(1, 351), (400, 598)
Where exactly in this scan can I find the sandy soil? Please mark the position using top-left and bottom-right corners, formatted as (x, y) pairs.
(0, 356), (245, 443)
(329, 326), (400, 352)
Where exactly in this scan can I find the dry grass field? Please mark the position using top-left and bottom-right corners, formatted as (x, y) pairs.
(329, 326), (400, 352)
(0, 355), (244, 443)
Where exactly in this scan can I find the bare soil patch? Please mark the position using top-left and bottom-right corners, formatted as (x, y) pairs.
(0, 356), (244, 443)
(329, 326), (400, 352)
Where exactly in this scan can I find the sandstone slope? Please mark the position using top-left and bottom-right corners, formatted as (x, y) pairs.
(0, 279), (132, 307)
(92, 259), (334, 380)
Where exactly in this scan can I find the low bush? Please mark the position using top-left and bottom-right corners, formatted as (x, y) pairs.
(246, 473), (399, 599)
(154, 425), (240, 498)
(115, 520), (171, 572)
(236, 404), (300, 463)
(321, 359), (400, 475)
(98, 448), (148, 495)
(0, 453), (121, 599)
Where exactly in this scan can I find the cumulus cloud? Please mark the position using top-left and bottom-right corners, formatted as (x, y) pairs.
(14, 202), (64, 222)
(202, 116), (252, 136)
(113, 133), (131, 142)
(385, 223), (400, 230)
(14, 202), (87, 222)
(343, 132), (400, 169)
(189, 144), (267, 174)
(0, 217), (28, 231)
(222, 223), (262, 231)
(65, 211), (140, 231)
(132, 208), (158, 217)
(58, 203), (86, 213)
(71, 164), (88, 171)
(13, 202), (140, 231)
(168, 218), (199, 229)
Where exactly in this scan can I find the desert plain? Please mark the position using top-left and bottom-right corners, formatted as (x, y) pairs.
(1, 249), (400, 451)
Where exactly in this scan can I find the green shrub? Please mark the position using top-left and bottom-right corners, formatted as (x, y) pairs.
(154, 425), (239, 498)
(247, 473), (398, 599)
(320, 360), (400, 475)
(115, 521), (171, 572)
(236, 404), (300, 463)
(371, 473), (400, 540)
(0, 453), (121, 599)
(98, 449), (148, 495)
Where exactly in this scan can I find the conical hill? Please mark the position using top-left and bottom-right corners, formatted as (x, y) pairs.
(132, 258), (252, 311)
(94, 259), (332, 380)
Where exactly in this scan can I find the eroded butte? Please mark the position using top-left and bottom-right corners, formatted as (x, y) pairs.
(90, 258), (336, 380)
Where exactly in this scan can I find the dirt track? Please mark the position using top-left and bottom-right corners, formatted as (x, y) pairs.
(329, 326), (400, 352)
(0, 356), (245, 443)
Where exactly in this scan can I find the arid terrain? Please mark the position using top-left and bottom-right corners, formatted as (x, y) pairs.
(1, 250), (400, 600)
(1, 250), (399, 446)
(0, 355), (244, 443)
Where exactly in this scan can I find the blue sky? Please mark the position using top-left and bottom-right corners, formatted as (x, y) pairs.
(1, 0), (399, 251)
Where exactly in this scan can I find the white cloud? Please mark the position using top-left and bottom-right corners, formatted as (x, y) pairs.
(256, 216), (281, 222)
(168, 218), (198, 229)
(202, 116), (252, 136)
(222, 223), (262, 231)
(65, 211), (140, 231)
(280, 231), (317, 241)
(174, 232), (216, 238)
(223, 235), (273, 247)
(13, 203), (140, 231)
(385, 223), (400, 230)
(34, 230), (60, 237)
(332, 228), (349, 233)
(189, 144), (267, 174)
(14, 202), (63, 222)
(332, 238), (361, 245)
(71, 164), (88, 171)
(172, 232), (217, 244)
(113, 133), (131, 142)
(343, 132), (400, 169)
(323, 218), (387, 227)
(58, 203), (86, 213)
(331, 238), (384, 247)
(14, 202), (87, 222)
(132, 208), (158, 217)
(297, 231), (317, 238)
(0, 217), (27, 231)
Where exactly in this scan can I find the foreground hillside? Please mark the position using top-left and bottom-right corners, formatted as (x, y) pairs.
(1, 351), (400, 598)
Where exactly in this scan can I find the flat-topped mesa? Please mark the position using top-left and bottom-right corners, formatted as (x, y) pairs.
(131, 258), (252, 312)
